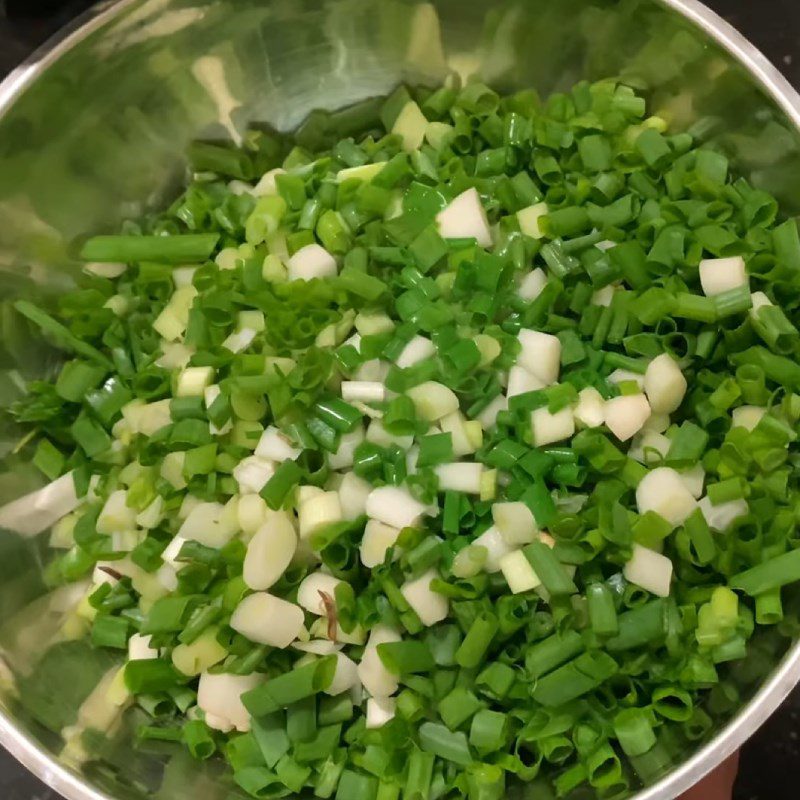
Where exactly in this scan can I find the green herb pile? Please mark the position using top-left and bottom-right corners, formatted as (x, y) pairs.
(8, 77), (800, 800)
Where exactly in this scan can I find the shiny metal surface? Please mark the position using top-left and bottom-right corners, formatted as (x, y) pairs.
(0, 1), (799, 799)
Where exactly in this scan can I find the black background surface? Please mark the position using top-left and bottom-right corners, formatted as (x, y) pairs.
(0, 1), (799, 798)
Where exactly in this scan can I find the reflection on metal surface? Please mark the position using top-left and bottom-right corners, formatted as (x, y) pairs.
(0, 2), (799, 800)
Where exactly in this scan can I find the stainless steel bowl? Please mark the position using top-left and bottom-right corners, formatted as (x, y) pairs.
(1, 1), (800, 799)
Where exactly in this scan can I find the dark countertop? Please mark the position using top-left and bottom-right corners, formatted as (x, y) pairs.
(1, 1), (799, 799)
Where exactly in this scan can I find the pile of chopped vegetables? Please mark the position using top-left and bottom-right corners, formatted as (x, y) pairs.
(6, 76), (800, 800)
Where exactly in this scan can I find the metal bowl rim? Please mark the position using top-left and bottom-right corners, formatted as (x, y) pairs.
(1, 1), (799, 799)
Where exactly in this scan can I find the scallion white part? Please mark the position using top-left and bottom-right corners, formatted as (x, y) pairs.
(732, 405), (766, 431)
(623, 544), (673, 597)
(750, 291), (772, 316)
(532, 406), (575, 447)
(406, 381), (460, 421)
(699, 256), (748, 297)
(176, 365), (215, 397)
(325, 652), (360, 696)
(298, 490), (343, 540)
(517, 267), (548, 301)
(366, 485), (428, 529)
(392, 100), (428, 152)
(287, 244), (337, 282)
(492, 501), (537, 545)
(230, 592), (305, 649)
(573, 387), (605, 429)
(400, 569), (449, 626)
(238, 494), (267, 534)
(507, 365), (546, 398)
(156, 341), (194, 370)
(297, 571), (343, 615)
(643, 412), (671, 434)
(477, 395), (508, 430)
(96, 490), (137, 535)
(367, 419), (413, 450)
(337, 472), (372, 521)
(396, 335), (435, 369)
(222, 327), (257, 354)
(451, 544), (487, 578)
(252, 167), (286, 196)
(243, 512), (297, 590)
(336, 162), (385, 183)
(233, 456), (276, 494)
(160, 451), (187, 490)
(177, 501), (239, 548)
(627, 430), (671, 465)
(328, 426), (366, 471)
(435, 187), (493, 248)
(680, 463), (706, 499)
(255, 426), (302, 462)
(517, 329), (561, 385)
(128, 633), (158, 661)
(499, 550), (541, 594)
(516, 202), (549, 239)
(440, 411), (478, 457)
(472, 526), (514, 573)
(474, 334), (502, 368)
(607, 369), (645, 390)
(292, 640), (342, 656)
(341, 381), (386, 404)
(357, 625), (401, 698)
(197, 672), (262, 733)
(698, 496), (749, 532)
(604, 394), (651, 442)
(360, 520), (402, 568)
(636, 467), (698, 528)
(136, 496), (164, 529)
(84, 261), (127, 279)
(366, 696), (396, 729)
(124, 399), (172, 436)
(591, 285), (616, 307)
(643, 354), (687, 414)
(434, 462), (483, 494)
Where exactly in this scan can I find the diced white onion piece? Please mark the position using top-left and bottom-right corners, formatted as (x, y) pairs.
(472, 526), (514, 573)
(178, 501), (239, 548)
(401, 569), (449, 626)
(252, 167), (286, 196)
(233, 456), (275, 495)
(255, 426), (301, 462)
(406, 381), (460, 421)
(434, 462), (483, 494)
(243, 512), (297, 590)
(358, 625), (401, 698)
(366, 696), (396, 728)
(326, 653), (360, 696)
(699, 256), (748, 297)
(573, 387), (605, 429)
(644, 354), (687, 414)
(517, 329), (561, 385)
(367, 419), (414, 450)
(297, 572), (343, 615)
(477, 395), (508, 431)
(231, 592), (304, 648)
(342, 381), (385, 404)
(392, 100), (428, 152)
(698, 496), (749, 532)
(627, 430), (671, 465)
(287, 244), (337, 282)
(96, 490), (137, 535)
(492, 502), (537, 545)
(636, 467), (698, 528)
(222, 327), (257, 354)
(680, 463), (706, 499)
(732, 405), (766, 431)
(604, 394), (651, 442)
(329, 426), (366, 471)
(238, 494), (267, 534)
(608, 369), (645, 390)
(507, 365), (546, 398)
(436, 187), (493, 248)
(518, 267), (548, 301)
(336, 162), (385, 183)
(517, 202), (549, 239)
(532, 406), (575, 447)
(499, 550), (541, 594)
(624, 544), (673, 597)
(360, 520), (402, 567)
(293, 640), (342, 656)
(128, 633), (158, 661)
(176, 366), (215, 397)
(298, 491), (343, 540)
(440, 411), (477, 457)
(396, 335), (435, 369)
(366, 485), (428, 529)
(338, 471), (372, 520)
(197, 672), (262, 734)
(591, 285), (616, 307)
